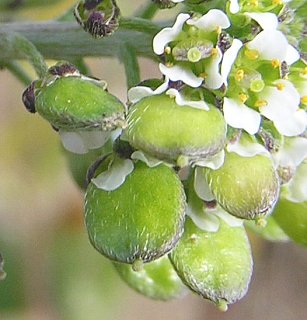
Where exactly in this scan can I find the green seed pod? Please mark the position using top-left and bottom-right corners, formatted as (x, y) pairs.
(113, 255), (187, 300)
(169, 217), (253, 311)
(273, 198), (307, 246)
(34, 76), (125, 131)
(85, 161), (186, 264)
(126, 94), (226, 162)
(201, 152), (280, 220)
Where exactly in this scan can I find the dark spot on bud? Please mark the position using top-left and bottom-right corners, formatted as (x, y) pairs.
(22, 81), (37, 113)
(258, 128), (279, 152)
(113, 138), (135, 159)
(204, 200), (217, 209)
(48, 62), (79, 77)
(152, 0), (177, 9)
(84, 0), (103, 10)
(168, 80), (184, 91)
(85, 153), (112, 187)
(280, 61), (289, 79)
(218, 32), (231, 54)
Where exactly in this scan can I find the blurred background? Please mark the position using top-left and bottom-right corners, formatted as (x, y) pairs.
(0, 1), (307, 319)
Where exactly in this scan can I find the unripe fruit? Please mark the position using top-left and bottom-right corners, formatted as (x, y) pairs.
(85, 161), (186, 264)
(169, 217), (253, 310)
(34, 76), (125, 131)
(113, 255), (186, 300)
(273, 198), (307, 246)
(126, 94), (226, 161)
(201, 152), (280, 220)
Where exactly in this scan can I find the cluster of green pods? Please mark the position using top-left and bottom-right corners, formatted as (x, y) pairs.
(22, 64), (306, 310)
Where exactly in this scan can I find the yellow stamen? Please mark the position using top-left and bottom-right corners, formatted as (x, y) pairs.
(255, 99), (268, 108)
(276, 83), (285, 91)
(211, 48), (218, 57)
(245, 49), (259, 60)
(164, 46), (171, 55)
(239, 93), (248, 103)
(235, 69), (245, 81)
(216, 26), (222, 34)
(301, 96), (307, 105)
(301, 67), (307, 76)
(199, 72), (207, 79)
(248, 0), (259, 7)
(272, 0), (283, 5)
(271, 59), (280, 68)
(165, 62), (173, 67)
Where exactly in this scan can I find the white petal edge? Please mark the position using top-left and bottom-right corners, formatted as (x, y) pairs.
(211, 206), (244, 227)
(273, 137), (307, 168)
(92, 158), (134, 191)
(245, 12), (278, 30)
(194, 167), (215, 201)
(153, 13), (190, 55)
(194, 150), (225, 169)
(223, 97), (261, 135)
(204, 48), (224, 89)
(229, 0), (240, 14)
(221, 39), (243, 86)
(166, 88), (209, 110)
(286, 161), (307, 202)
(187, 9), (230, 31)
(159, 63), (203, 87)
(59, 130), (111, 154)
(131, 150), (163, 167)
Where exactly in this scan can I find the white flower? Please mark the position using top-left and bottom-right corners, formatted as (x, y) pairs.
(92, 157), (134, 191)
(229, 0), (240, 14)
(245, 12), (278, 30)
(223, 97), (261, 135)
(131, 150), (163, 167)
(193, 150), (225, 169)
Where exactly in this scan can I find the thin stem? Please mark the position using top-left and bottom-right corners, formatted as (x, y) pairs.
(134, 1), (159, 20)
(119, 17), (160, 34)
(0, 32), (48, 78)
(120, 43), (140, 89)
(0, 60), (32, 85)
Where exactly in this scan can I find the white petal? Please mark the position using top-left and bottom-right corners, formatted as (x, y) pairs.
(166, 88), (209, 110)
(247, 30), (299, 64)
(172, 0), (184, 2)
(227, 133), (270, 157)
(204, 48), (224, 89)
(92, 158), (134, 191)
(286, 161), (307, 202)
(128, 80), (169, 104)
(245, 12), (278, 30)
(223, 97), (261, 134)
(229, 0), (240, 14)
(187, 9), (230, 31)
(194, 167), (215, 201)
(221, 39), (243, 85)
(194, 150), (225, 169)
(274, 137), (307, 167)
(131, 150), (163, 167)
(285, 44), (301, 65)
(153, 13), (190, 55)
(159, 63), (203, 87)
(212, 206), (244, 227)
(59, 130), (111, 154)
(187, 204), (220, 232)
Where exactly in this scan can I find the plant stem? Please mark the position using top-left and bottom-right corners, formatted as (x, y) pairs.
(0, 60), (32, 85)
(120, 43), (141, 89)
(135, 1), (159, 20)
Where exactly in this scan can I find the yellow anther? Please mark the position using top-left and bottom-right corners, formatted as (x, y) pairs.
(276, 83), (285, 91)
(199, 72), (207, 79)
(244, 49), (259, 60)
(165, 62), (173, 67)
(216, 26), (222, 34)
(235, 69), (245, 81)
(255, 99), (268, 108)
(164, 46), (171, 55)
(249, 0), (259, 7)
(271, 59), (281, 68)
(272, 0), (283, 5)
(301, 96), (307, 105)
(301, 67), (307, 76)
(239, 93), (248, 103)
(211, 48), (218, 57)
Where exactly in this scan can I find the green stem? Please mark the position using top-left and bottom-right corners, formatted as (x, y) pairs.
(0, 32), (48, 77)
(120, 43), (140, 89)
(134, 1), (159, 20)
(0, 60), (32, 85)
(119, 17), (160, 34)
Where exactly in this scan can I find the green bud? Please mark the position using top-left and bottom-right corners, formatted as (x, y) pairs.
(201, 152), (280, 220)
(126, 94), (226, 162)
(273, 198), (307, 247)
(169, 218), (253, 310)
(113, 255), (187, 300)
(34, 76), (125, 131)
(85, 161), (186, 263)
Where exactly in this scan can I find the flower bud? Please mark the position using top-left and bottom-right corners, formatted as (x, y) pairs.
(169, 217), (253, 310)
(126, 94), (226, 162)
(113, 255), (187, 300)
(201, 152), (280, 220)
(85, 161), (186, 264)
